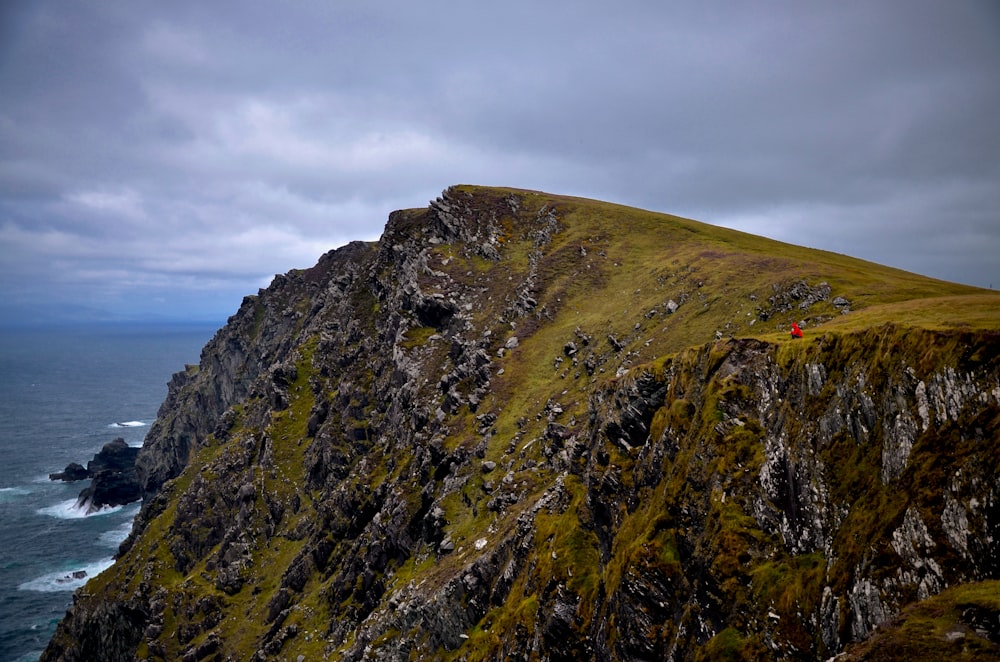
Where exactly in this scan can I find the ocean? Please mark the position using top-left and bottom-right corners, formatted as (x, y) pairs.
(0, 323), (217, 661)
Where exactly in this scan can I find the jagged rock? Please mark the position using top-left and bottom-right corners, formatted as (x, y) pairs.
(49, 438), (141, 512)
(891, 507), (945, 601)
(49, 462), (88, 482)
(76, 467), (141, 513)
(87, 438), (139, 474)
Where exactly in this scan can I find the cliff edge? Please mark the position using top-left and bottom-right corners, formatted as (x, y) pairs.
(43, 186), (1000, 661)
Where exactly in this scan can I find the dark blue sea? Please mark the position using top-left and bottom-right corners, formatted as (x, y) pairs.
(0, 323), (217, 661)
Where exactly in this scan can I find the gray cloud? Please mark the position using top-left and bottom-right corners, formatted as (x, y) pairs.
(1, 0), (998, 320)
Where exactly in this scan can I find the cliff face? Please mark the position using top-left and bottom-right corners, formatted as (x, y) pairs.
(43, 186), (1000, 661)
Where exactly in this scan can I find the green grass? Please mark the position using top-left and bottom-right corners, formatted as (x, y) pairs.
(810, 293), (1000, 334)
(695, 626), (768, 661)
(841, 580), (1000, 660)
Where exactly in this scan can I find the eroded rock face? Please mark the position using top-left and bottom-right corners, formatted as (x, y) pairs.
(585, 332), (1000, 658)
(42, 187), (1000, 661)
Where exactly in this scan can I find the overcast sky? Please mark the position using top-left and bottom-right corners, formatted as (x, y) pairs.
(1, 1), (998, 322)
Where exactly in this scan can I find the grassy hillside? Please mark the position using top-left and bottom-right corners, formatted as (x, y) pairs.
(431, 185), (997, 460)
(43, 185), (1000, 661)
(445, 185), (992, 340)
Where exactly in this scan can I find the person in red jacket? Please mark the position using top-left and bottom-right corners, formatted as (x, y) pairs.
(790, 322), (803, 339)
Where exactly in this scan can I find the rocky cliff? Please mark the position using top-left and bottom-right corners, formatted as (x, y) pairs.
(42, 186), (1000, 661)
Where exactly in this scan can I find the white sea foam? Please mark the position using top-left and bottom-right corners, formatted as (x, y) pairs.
(38, 497), (123, 519)
(109, 420), (147, 428)
(0, 486), (31, 502)
(18, 558), (115, 593)
(99, 519), (134, 548)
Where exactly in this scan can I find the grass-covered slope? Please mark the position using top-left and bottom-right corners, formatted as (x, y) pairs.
(446, 187), (989, 346)
(43, 186), (1000, 661)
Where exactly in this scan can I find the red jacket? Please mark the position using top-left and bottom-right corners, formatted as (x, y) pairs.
(790, 323), (803, 338)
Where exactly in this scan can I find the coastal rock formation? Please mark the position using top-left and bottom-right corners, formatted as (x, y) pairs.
(43, 186), (1000, 661)
(50, 437), (141, 513)
(49, 462), (89, 482)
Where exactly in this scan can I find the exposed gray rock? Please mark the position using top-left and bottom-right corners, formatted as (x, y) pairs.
(891, 506), (944, 600)
(942, 493), (970, 557)
(821, 586), (841, 653)
(882, 410), (918, 483)
(806, 362), (826, 396)
(848, 577), (888, 641)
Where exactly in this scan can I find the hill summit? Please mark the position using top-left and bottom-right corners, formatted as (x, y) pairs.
(44, 186), (1000, 660)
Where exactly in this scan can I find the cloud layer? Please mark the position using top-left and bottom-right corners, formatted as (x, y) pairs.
(2, 1), (998, 320)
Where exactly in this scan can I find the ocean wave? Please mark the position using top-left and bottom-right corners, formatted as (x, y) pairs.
(99, 520), (135, 548)
(98, 505), (139, 548)
(37, 498), (123, 519)
(0, 486), (31, 502)
(109, 420), (147, 428)
(17, 558), (115, 593)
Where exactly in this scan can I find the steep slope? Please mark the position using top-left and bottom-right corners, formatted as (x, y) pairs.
(43, 186), (1000, 661)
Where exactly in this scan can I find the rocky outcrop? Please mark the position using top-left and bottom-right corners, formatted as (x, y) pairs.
(49, 462), (89, 482)
(42, 186), (1000, 661)
(50, 437), (141, 513)
(586, 330), (1000, 657)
